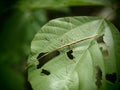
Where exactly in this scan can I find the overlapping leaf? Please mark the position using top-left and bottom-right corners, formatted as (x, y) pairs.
(18, 0), (113, 9)
(28, 16), (120, 90)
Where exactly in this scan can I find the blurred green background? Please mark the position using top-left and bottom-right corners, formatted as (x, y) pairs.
(0, 0), (119, 90)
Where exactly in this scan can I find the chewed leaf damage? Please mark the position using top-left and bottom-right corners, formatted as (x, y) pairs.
(66, 50), (74, 60)
(97, 35), (109, 57)
(95, 66), (102, 88)
(41, 69), (50, 75)
(37, 50), (60, 68)
(37, 52), (47, 59)
(97, 35), (104, 44)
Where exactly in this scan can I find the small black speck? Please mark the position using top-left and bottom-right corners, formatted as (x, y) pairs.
(41, 69), (50, 75)
(66, 50), (74, 60)
(106, 73), (117, 83)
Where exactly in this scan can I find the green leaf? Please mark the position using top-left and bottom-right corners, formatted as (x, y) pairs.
(28, 16), (120, 90)
(18, 0), (113, 10)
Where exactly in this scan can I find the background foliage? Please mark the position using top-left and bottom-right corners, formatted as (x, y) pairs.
(0, 0), (119, 90)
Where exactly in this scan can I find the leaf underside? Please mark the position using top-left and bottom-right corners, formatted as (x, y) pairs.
(28, 16), (120, 90)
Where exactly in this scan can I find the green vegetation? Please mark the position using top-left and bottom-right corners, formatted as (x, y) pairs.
(0, 0), (120, 90)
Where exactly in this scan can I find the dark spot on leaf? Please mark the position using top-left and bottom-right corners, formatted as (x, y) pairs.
(95, 81), (102, 89)
(97, 35), (104, 43)
(96, 66), (102, 80)
(102, 49), (109, 57)
(106, 73), (117, 83)
(97, 35), (109, 57)
(95, 66), (102, 88)
(66, 50), (74, 60)
(37, 52), (47, 59)
(41, 69), (50, 75)
(37, 50), (60, 69)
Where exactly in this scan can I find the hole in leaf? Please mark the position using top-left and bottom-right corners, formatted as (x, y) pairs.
(37, 50), (60, 69)
(95, 66), (102, 88)
(66, 50), (74, 60)
(41, 69), (50, 75)
(106, 73), (117, 83)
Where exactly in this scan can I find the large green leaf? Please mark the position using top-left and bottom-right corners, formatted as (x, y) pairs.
(18, 0), (113, 10)
(28, 16), (120, 90)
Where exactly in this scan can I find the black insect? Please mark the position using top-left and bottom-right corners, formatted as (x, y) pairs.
(106, 72), (117, 83)
(66, 50), (74, 60)
(95, 66), (102, 88)
(41, 69), (50, 75)
(37, 50), (60, 69)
